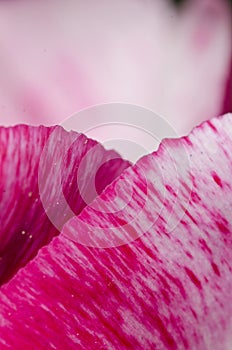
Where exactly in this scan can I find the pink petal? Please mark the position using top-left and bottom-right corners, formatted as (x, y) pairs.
(1, 114), (232, 349)
(0, 125), (130, 286)
(222, 56), (232, 114)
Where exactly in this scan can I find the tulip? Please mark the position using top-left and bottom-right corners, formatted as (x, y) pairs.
(0, 1), (232, 349)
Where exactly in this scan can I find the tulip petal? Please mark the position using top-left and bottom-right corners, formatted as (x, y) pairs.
(0, 125), (130, 286)
(1, 114), (232, 349)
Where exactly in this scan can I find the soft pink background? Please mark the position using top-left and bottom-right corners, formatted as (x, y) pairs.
(0, 0), (231, 135)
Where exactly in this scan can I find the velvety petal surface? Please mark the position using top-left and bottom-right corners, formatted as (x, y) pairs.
(1, 114), (232, 349)
(0, 126), (130, 286)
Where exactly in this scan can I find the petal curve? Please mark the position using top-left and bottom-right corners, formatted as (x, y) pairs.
(0, 125), (130, 286)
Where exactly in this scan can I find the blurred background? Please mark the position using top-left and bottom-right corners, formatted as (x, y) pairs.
(0, 0), (231, 144)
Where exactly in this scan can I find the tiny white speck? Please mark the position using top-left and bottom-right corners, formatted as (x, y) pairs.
(28, 192), (33, 197)
(21, 230), (26, 235)
(29, 235), (33, 239)
(84, 139), (88, 145)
